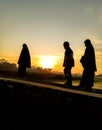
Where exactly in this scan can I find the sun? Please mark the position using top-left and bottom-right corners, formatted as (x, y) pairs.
(40, 56), (56, 69)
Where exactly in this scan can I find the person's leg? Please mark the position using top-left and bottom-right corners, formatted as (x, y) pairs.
(79, 69), (87, 88)
(64, 67), (72, 87)
(22, 67), (26, 77)
(79, 69), (94, 91)
(18, 65), (26, 77)
(18, 65), (22, 77)
(86, 71), (95, 90)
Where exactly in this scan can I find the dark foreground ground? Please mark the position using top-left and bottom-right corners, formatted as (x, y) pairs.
(0, 79), (102, 129)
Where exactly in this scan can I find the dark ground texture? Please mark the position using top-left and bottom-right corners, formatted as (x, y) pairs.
(0, 79), (102, 129)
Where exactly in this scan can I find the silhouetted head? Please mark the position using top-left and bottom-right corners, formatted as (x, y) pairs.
(84, 39), (91, 47)
(22, 43), (27, 48)
(63, 41), (69, 49)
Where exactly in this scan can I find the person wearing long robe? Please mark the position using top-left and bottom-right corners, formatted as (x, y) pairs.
(79, 39), (97, 90)
(18, 43), (31, 77)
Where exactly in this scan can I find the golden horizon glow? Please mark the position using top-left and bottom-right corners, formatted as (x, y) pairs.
(0, 51), (102, 75)
(39, 55), (57, 69)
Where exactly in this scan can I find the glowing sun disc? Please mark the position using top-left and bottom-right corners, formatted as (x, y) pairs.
(40, 56), (55, 69)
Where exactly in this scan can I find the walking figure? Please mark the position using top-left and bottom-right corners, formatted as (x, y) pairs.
(63, 41), (74, 87)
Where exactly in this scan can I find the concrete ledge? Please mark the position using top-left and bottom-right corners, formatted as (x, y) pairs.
(0, 76), (102, 128)
(0, 77), (102, 99)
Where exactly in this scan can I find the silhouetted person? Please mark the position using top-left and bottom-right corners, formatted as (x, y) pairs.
(18, 43), (31, 77)
(63, 41), (74, 87)
(79, 39), (97, 91)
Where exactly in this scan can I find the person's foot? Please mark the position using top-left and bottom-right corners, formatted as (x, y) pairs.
(64, 81), (68, 85)
(64, 81), (72, 88)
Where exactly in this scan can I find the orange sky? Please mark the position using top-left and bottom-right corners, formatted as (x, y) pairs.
(0, 0), (102, 75)
(0, 51), (101, 75)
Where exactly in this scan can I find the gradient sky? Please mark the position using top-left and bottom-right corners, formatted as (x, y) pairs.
(0, 0), (102, 75)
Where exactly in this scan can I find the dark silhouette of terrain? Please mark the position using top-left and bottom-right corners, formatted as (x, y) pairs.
(0, 78), (102, 129)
